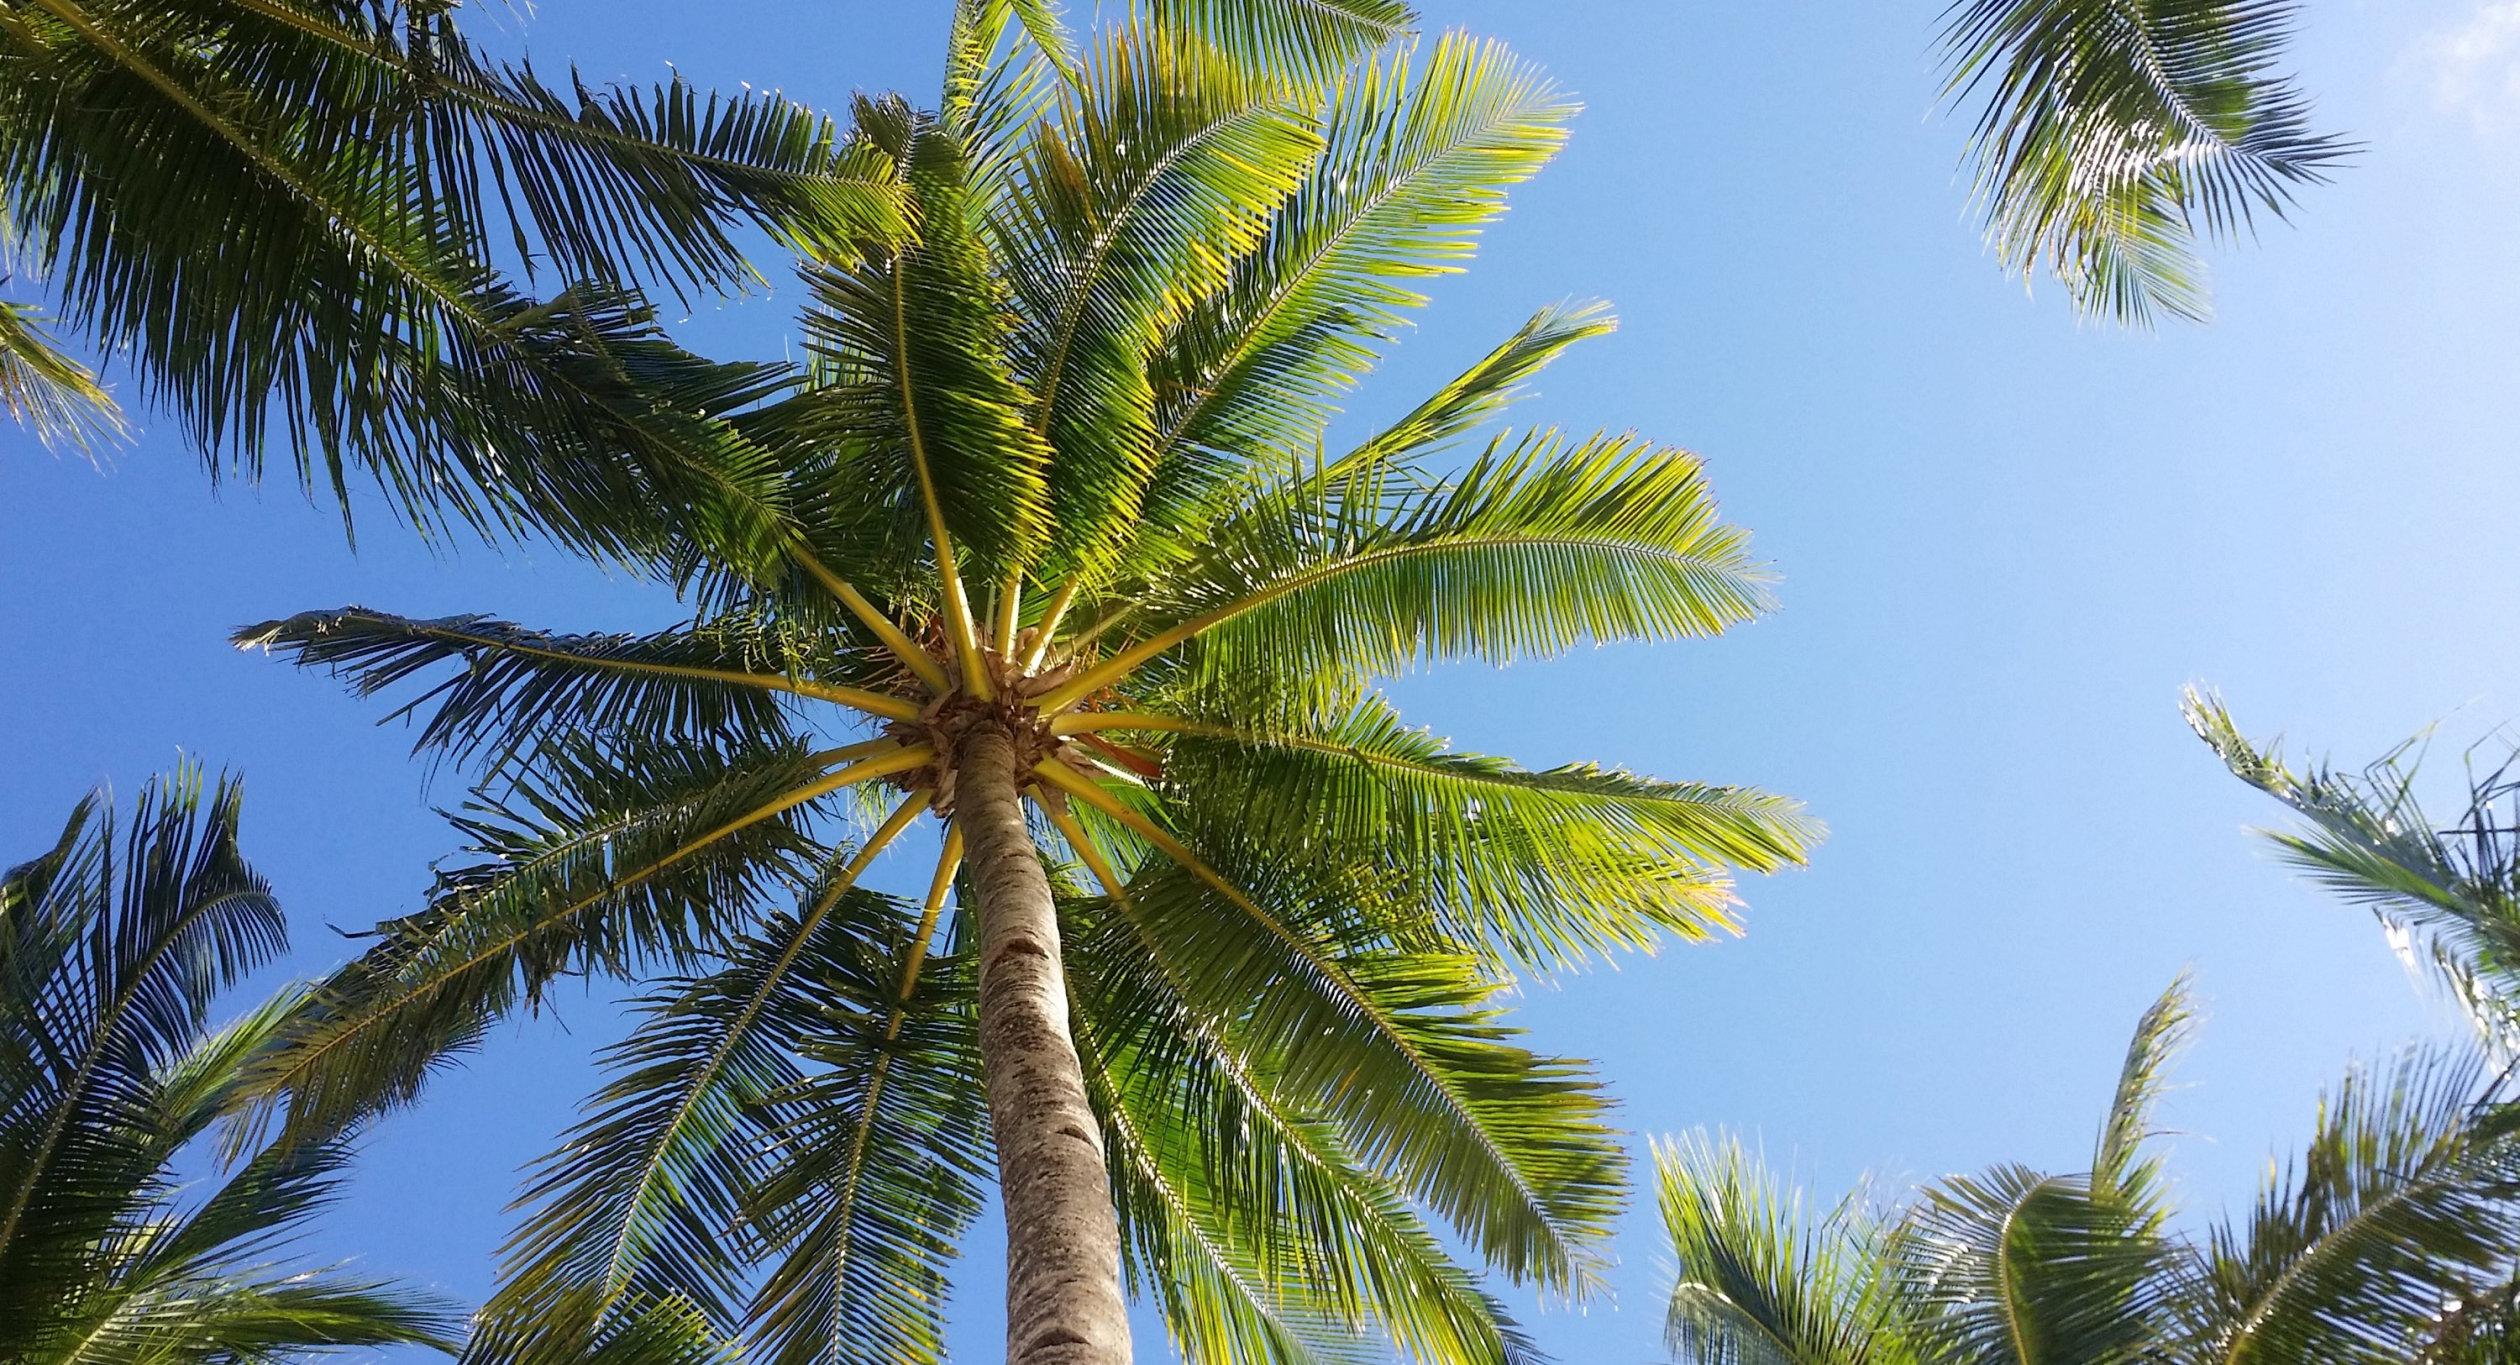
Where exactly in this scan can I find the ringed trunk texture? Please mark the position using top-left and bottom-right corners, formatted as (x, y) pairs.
(956, 720), (1134, 1365)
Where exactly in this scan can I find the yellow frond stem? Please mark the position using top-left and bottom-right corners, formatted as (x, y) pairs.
(1036, 539), (1478, 713)
(886, 825), (965, 1041)
(1042, 801), (1130, 906)
(809, 738), (914, 770)
(994, 575), (1023, 658)
(834, 825), (964, 1228)
(795, 551), (950, 693)
(1049, 711), (1213, 738)
(885, 260), (992, 701)
(799, 679), (928, 723)
(1030, 759), (1261, 923)
(1022, 578), (1084, 672)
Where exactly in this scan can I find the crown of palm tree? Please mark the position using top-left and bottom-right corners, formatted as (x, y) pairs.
(0, 768), (457, 1362)
(233, 3), (1818, 1361)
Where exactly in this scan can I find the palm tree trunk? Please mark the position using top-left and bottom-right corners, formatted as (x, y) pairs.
(955, 718), (1134, 1365)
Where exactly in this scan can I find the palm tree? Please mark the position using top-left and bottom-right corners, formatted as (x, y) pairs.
(1937, 0), (2355, 325)
(233, 3), (1818, 1362)
(2187, 689), (2520, 1053)
(1656, 976), (2520, 1363)
(0, 766), (456, 1361)
(0, 0), (902, 550)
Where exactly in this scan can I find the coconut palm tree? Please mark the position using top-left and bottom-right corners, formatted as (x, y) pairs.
(0, 0), (902, 548)
(233, 3), (1817, 1362)
(2187, 689), (2520, 1054)
(1656, 976), (2520, 1364)
(0, 766), (456, 1362)
(1937, 0), (2355, 326)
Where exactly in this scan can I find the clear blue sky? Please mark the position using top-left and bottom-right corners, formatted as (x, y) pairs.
(6, 1), (2519, 1359)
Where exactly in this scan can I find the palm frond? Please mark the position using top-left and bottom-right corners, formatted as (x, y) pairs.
(0, 766), (283, 1320)
(1140, 30), (1572, 530)
(0, 299), (124, 454)
(2187, 688), (2520, 1051)
(1116, 694), (1812, 966)
(1653, 1133), (1904, 1365)
(1005, 20), (1322, 579)
(1149, 0), (1417, 89)
(1058, 822), (1625, 1297)
(0, 0), (872, 549)
(1063, 884), (1542, 1365)
(740, 911), (987, 1365)
(2183, 1046), (2520, 1362)
(2095, 973), (2195, 1193)
(1049, 428), (1769, 718)
(233, 607), (900, 777)
(0, 771), (455, 1362)
(1334, 299), (1615, 478)
(1892, 1163), (2172, 1365)
(795, 103), (1054, 592)
(486, 810), (921, 1348)
(1940, 0), (2354, 324)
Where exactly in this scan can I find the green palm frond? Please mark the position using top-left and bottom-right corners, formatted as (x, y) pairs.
(235, 607), (839, 777)
(1075, 847), (1625, 1296)
(0, 299), (123, 455)
(2094, 973), (2194, 1193)
(2187, 688), (2520, 1051)
(1892, 1163), (2172, 1365)
(0, 770), (455, 1362)
(1334, 300), (1616, 478)
(2183, 1046), (2520, 1362)
(1134, 695), (1812, 964)
(1060, 429), (1768, 719)
(1141, 30), (1573, 530)
(462, 1288), (739, 1365)
(1654, 1133), (1906, 1365)
(487, 855), (923, 1348)
(0, 767), (284, 1316)
(1065, 892), (1542, 1365)
(0, 1), (892, 547)
(1005, 20), (1322, 578)
(1150, 0), (1418, 88)
(740, 912), (987, 1365)
(1940, 0), (2354, 325)
(794, 100), (1053, 620)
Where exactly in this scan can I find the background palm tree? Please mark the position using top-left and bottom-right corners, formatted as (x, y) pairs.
(0, 0), (903, 551)
(231, 2), (1817, 1362)
(0, 766), (455, 1362)
(1937, 0), (2355, 325)
(1656, 976), (2520, 1364)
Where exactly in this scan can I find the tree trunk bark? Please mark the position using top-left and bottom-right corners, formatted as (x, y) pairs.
(955, 719), (1134, 1365)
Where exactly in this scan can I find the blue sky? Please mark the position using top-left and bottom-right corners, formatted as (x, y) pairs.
(7, 1), (2520, 1359)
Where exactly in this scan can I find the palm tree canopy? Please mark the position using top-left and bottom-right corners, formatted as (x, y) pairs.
(0, 0), (904, 547)
(232, 3), (1818, 1361)
(0, 766), (457, 1362)
(1939, 0), (2355, 325)
(1658, 975), (2520, 1365)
